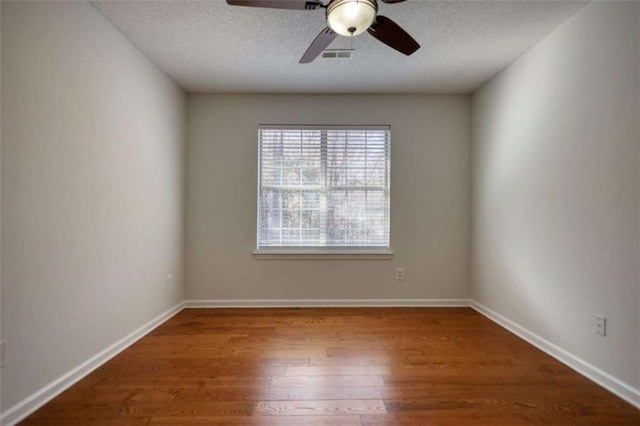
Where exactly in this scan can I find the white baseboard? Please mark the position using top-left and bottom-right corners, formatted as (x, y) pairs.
(1, 301), (185, 426)
(470, 300), (640, 409)
(184, 298), (471, 308)
(4, 298), (637, 425)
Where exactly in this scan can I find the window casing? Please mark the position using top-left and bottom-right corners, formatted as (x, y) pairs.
(257, 125), (390, 253)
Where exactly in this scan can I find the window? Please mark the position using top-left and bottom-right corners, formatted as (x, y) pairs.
(257, 125), (390, 254)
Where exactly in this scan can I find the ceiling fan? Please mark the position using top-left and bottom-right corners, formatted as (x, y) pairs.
(226, 0), (420, 63)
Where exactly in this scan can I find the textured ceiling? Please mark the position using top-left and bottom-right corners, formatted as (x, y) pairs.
(91, 0), (586, 94)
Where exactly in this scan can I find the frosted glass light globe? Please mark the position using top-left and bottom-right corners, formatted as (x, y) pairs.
(327, 0), (377, 37)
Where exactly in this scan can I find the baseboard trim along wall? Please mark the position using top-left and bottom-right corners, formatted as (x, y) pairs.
(1, 301), (186, 426)
(4, 299), (638, 425)
(470, 301), (640, 409)
(183, 299), (471, 308)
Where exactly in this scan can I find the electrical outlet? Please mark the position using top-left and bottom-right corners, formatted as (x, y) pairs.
(1, 340), (7, 368)
(396, 268), (404, 281)
(594, 315), (606, 336)
(166, 274), (174, 290)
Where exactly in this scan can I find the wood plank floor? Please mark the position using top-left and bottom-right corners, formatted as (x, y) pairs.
(19, 308), (639, 425)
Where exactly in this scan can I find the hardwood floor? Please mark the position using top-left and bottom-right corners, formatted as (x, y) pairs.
(19, 308), (639, 425)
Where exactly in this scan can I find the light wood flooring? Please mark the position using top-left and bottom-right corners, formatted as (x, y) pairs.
(19, 308), (640, 425)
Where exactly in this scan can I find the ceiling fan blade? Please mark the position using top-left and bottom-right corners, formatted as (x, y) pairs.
(380, 0), (407, 3)
(226, 0), (323, 10)
(367, 15), (420, 56)
(299, 27), (338, 63)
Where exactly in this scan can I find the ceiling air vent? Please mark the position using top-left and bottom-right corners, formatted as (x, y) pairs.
(322, 49), (353, 59)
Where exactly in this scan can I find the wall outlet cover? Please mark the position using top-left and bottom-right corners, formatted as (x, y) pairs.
(166, 274), (174, 289)
(594, 315), (606, 336)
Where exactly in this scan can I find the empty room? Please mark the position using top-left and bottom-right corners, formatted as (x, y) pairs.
(1, 0), (638, 424)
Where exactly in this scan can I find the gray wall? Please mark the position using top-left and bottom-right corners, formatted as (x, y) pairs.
(471, 1), (639, 391)
(1, 1), (186, 411)
(187, 94), (470, 301)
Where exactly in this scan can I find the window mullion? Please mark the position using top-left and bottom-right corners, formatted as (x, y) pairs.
(298, 131), (302, 247)
(320, 130), (328, 247)
(279, 130), (283, 246)
(364, 131), (368, 246)
(343, 132), (348, 247)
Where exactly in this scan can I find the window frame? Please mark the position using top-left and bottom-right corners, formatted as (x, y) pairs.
(254, 124), (393, 259)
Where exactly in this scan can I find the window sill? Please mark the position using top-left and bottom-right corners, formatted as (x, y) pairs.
(252, 251), (394, 260)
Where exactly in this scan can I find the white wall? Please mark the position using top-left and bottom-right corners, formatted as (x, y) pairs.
(187, 94), (470, 301)
(1, 1), (186, 413)
(472, 0), (639, 399)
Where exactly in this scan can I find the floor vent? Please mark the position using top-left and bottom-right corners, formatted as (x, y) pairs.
(322, 49), (353, 59)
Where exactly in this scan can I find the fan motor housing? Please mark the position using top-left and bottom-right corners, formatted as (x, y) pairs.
(326, 0), (378, 37)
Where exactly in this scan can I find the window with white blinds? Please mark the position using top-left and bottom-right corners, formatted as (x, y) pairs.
(257, 125), (390, 252)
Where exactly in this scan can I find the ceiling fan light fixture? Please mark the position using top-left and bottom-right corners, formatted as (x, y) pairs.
(326, 0), (377, 37)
